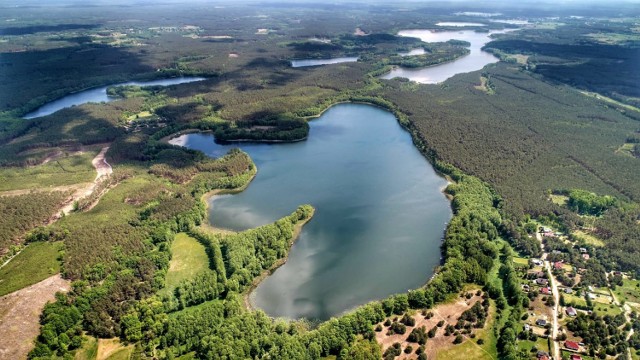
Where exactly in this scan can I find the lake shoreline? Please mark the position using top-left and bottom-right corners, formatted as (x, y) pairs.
(242, 207), (315, 313)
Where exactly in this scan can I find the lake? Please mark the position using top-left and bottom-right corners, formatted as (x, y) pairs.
(381, 29), (511, 84)
(436, 22), (486, 27)
(291, 57), (358, 67)
(23, 77), (205, 119)
(169, 103), (452, 320)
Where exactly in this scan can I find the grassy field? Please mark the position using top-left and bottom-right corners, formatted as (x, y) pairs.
(0, 151), (98, 191)
(593, 303), (623, 316)
(550, 194), (568, 206)
(513, 256), (529, 269)
(518, 337), (552, 356)
(162, 233), (210, 295)
(75, 336), (99, 360)
(563, 293), (588, 307)
(0, 241), (62, 296)
(573, 230), (605, 247)
(613, 279), (640, 304)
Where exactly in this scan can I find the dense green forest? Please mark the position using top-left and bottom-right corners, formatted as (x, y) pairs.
(0, 1), (639, 359)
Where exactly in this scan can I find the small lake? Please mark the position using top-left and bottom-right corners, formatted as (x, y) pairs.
(381, 29), (511, 84)
(23, 77), (205, 119)
(290, 57), (358, 67)
(436, 22), (486, 27)
(170, 103), (452, 320)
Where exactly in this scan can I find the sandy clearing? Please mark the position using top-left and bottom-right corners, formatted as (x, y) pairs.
(59, 146), (113, 215)
(375, 293), (488, 360)
(0, 274), (70, 360)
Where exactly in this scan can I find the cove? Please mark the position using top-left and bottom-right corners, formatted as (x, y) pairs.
(23, 77), (205, 119)
(290, 57), (358, 67)
(381, 29), (511, 84)
(169, 103), (452, 320)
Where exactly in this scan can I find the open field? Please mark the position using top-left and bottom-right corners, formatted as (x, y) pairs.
(96, 338), (133, 360)
(162, 233), (210, 295)
(0, 241), (63, 296)
(613, 279), (640, 304)
(0, 274), (70, 360)
(0, 151), (99, 191)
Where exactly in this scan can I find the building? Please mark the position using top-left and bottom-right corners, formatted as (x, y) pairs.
(566, 306), (577, 317)
(564, 287), (573, 294)
(579, 247), (587, 253)
(571, 355), (583, 360)
(554, 261), (564, 270)
(541, 287), (551, 295)
(582, 254), (590, 260)
(565, 341), (580, 351)
(536, 278), (549, 286)
(537, 351), (550, 360)
(536, 319), (547, 327)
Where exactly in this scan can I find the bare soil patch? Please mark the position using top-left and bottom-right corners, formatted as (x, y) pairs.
(0, 275), (70, 360)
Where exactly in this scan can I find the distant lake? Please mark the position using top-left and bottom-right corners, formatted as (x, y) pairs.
(170, 103), (452, 320)
(381, 29), (512, 84)
(23, 77), (205, 119)
(436, 22), (486, 27)
(399, 48), (426, 57)
(290, 57), (358, 67)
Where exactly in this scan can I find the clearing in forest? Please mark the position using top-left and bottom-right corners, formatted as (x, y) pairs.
(0, 274), (70, 360)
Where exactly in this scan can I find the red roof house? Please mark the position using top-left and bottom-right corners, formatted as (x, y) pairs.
(571, 355), (583, 360)
(565, 341), (580, 351)
(554, 261), (564, 270)
(541, 287), (551, 295)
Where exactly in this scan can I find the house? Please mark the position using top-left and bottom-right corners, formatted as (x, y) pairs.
(614, 271), (622, 276)
(579, 247), (587, 253)
(536, 278), (549, 286)
(566, 306), (577, 317)
(564, 287), (573, 294)
(537, 271), (546, 278)
(536, 319), (547, 327)
(582, 254), (590, 260)
(524, 324), (531, 331)
(565, 340), (580, 351)
(588, 293), (597, 300)
(541, 287), (551, 295)
(537, 350), (550, 360)
(554, 261), (564, 270)
(522, 284), (530, 292)
(571, 355), (583, 360)
(532, 259), (543, 266)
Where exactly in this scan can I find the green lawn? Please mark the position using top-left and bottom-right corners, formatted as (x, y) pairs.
(593, 303), (623, 316)
(614, 279), (640, 304)
(513, 256), (530, 269)
(0, 241), (63, 296)
(161, 233), (210, 295)
(518, 337), (552, 356)
(0, 151), (98, 191)
(563, 293), (588, 307)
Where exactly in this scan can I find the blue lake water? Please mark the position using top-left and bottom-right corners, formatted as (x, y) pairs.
(23, 77), (205, 119)
(170, 103), (452, 320)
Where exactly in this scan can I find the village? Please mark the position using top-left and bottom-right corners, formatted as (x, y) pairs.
(512, 225), (640, 360)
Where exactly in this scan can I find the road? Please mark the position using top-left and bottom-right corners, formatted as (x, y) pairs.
(537, 231), (561, 360)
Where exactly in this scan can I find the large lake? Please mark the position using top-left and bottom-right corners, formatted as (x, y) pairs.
(23, 77), (205, 119)
(382, 29), (510, 83)
(170, 103), (452, 320)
